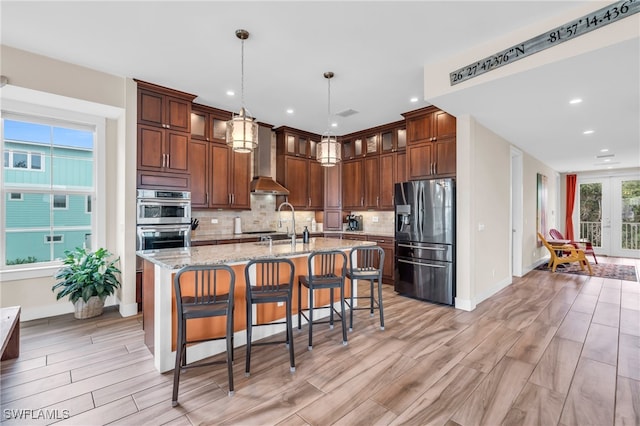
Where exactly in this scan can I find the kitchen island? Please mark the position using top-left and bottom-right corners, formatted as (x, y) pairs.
(137, 237), (375, 372)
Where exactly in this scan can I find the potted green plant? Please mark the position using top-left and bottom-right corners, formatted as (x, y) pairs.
(52, 247), (121, 319)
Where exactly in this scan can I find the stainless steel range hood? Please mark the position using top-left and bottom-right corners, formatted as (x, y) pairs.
(250, 125), (290, 195)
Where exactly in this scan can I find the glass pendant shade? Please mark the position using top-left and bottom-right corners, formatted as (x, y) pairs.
(317, 71), (341, 167)
(317, 133), (341, 166)
(226, 29), (256, 153)
(226, 107), (258, 153)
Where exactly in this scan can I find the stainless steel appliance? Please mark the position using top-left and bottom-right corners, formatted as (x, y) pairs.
(346, 214), (363, 231)
(136, 189), (191, 225)
(136, 190), (192, 252)
(394, 178), (455, 305)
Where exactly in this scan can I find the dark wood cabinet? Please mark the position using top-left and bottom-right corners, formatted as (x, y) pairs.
(378, 153), (395, 209)
(190, 139), (251, 210)
(136, 80), (196, 190)
(138, 87), (192, 133)
(406, 137), (456, 180)
(276, 127), (323, 210)
(405, 106), (456, 144)
(380, 125), (406, 153)
(191, 104), (230, 143)
(396, 151), (407, 183)
(189, 104), (250, 210)
(324, 162), (342, 230)
(367, 235), (394, 284)
(279, 128), (317, 159)
(342, 159), (364, 210)
(404, 107), (456, 180)
(364, 156), (380, 209)
(137, 125), (189, 173)
(342, 137), (363, 161)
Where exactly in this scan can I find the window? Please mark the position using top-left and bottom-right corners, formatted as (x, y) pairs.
(3, 150), (44, 171)
(2, 115), (95, 268)
(53, 194), (68, 209)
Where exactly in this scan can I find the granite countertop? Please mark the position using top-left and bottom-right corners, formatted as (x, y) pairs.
(323, 230), (395, 238)
(137, 237), (376, 270)
(191, 231), (324, 243)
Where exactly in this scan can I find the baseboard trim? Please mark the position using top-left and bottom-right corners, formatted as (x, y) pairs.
(454, 298), (475, 311)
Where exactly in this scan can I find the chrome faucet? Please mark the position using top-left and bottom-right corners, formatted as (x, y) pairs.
(277, 202), (296, 242)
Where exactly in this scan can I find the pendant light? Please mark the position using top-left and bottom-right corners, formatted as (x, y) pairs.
(317, 71), (341, 166)
(226, 29), (258, 153)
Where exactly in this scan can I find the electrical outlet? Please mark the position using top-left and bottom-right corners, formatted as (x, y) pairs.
(277, 301), (284, 307)
(211, 219), (218, 224)
(372, 216), (379, 223)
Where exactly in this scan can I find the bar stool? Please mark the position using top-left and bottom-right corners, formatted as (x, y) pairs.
(244, 258), (296, 376)
(298, 250), (348, 350)
(172, 264), (235, 407)
(345, 246), (385, 331)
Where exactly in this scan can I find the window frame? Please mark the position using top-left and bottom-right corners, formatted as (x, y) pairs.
(1, 100), (106, 281)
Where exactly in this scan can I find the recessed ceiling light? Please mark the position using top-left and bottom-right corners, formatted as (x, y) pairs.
(569, 98), (583, 104)
(583, 130), (595, 135)
(226, 90), (235, 96)
(410, 97), (419, 103)
(331, 122), (338, 128)
(604, 159), (611, 162)
(600, 148), (609, 152)
(286, 108), (294, 114)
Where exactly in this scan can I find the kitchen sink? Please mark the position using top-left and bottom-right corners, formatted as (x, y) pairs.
(254, 238), (304, 246)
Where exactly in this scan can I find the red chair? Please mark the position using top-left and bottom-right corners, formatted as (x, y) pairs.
(549, 228), (598, 264)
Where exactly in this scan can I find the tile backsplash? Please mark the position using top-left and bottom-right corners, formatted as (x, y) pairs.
(191, 195), (394, 236)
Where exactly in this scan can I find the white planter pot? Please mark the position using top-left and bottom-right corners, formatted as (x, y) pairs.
(74, 296), (105, 319)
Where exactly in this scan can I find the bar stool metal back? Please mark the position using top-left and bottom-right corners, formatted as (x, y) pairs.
(345, 245), (385, 331)
(172, 264), (235, 406)
(298, 250), (348, 350)
(244, 258), (296, 376)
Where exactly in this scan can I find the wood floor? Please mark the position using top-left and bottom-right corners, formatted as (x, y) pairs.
(1, 257), (639, 425)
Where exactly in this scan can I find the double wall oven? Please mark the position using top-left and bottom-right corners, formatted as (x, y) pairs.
(136, 190), (191, 252)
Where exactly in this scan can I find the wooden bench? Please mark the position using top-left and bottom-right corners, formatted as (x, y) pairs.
(1, 306), (21, 360)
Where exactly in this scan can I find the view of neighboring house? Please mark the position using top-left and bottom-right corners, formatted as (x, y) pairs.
(3, 119), (94, 265)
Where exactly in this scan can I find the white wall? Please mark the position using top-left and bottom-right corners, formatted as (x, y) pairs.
(0, 46), (137, 320)
(455, 115), (560, 310)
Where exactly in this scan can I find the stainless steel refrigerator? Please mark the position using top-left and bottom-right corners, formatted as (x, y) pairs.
(394, 178), (455, 305)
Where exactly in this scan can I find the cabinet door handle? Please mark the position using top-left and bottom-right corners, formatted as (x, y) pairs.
(308, 197), (311, 207)
(376, 196), (379, 206)
(206, 193), (209, 204)
(232, 193), (235, 204)
(361, 197), (364, 206)
(434, 162), (437, 175)
(166, 154), (169, 168)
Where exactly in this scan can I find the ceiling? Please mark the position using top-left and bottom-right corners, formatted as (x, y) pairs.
(1, 1), (638, 173)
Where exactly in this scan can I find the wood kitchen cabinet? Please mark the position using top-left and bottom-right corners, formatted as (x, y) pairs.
(189, 104), (250, 210)
(276, 127), (323, 210)
(406, 138), (456, 180)
(364, 156), (380, 209)
(136, 80), (196, 190)
(403, 107), (456, 180)
(342, 159), (364, 210)
(342, 137), (364, 161)
(367, 235), (395, 284)
(405, 106), (456, 144)
(324, 162), (342, 230)
(190, 139), (251, 210)
(137, 82), (194, 133)
(191, 103), (230, 143)
(137, 125), (189, 174)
